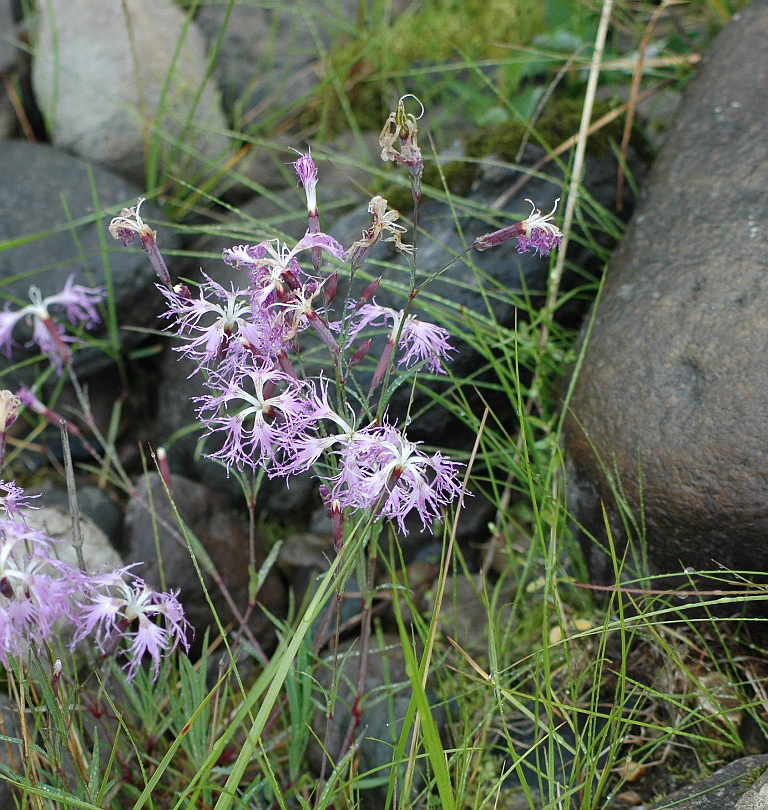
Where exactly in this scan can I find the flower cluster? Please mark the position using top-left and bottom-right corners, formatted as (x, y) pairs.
(106, 99), (562, 539)
(0, 476), (188, 679)
(0, 276), (104, 373)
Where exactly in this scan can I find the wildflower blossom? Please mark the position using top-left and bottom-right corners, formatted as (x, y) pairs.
(74, 567), (189, 681)
(108, 198), (172, 287)
(224, 231), (345, 307)
(0, 481), (39, 521)
(159, 277), (262, 372)
(473, 198), (562, 256)
(0, 523), (82, 663)
(347, 301), (454, 374)
(196, 366), (311, 473)
(330, 423), (463, 535)
(0, 478), (189, 680)
(0, 277), (104, 373)
(270, 378), (358, 477)
(348, 196), (413, 271)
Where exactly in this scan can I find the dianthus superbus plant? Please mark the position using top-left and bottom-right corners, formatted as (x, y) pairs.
(104, 96), (562, 805)
(0, 95), (562, 807)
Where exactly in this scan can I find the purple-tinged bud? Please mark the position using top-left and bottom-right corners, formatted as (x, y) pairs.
(349, 338), (372, 369)
(369, 337), (395, 396)
(323, 271), (339, 305)
(307, 311), (340, 357)
(355, 277), (382, 311)
(330, 499), (344, 552)
(277, 349), (300, 380)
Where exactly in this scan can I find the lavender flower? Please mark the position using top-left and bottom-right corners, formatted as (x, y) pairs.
(0, 520), (82, 662)
(196, 366), (311, 474)
(330, 423), (463, 535)
(225, 231), (345, 307)
(0, 481), (39, 521)
(159, 276), (264, 373)
(74, 568), (189, 681)
(0, 276), (104, 373)
(348, 301), (454, 374)
(0, 481), (189, 680)
(473, 198), (562, 256)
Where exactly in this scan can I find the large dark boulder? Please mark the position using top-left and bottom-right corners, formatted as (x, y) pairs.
(564, 2), (768, 587)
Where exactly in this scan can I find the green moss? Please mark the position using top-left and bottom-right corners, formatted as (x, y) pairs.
(297, 0), (545, 137)
(464, 97), (628, 161)
(739, 762), (768, 792)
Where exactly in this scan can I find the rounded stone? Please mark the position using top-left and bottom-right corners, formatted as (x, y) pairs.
(0, 140), (178, 380)
(564, 3), (768, 586)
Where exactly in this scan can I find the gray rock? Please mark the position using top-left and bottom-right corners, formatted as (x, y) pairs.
(650, 755), (768, 809)
(30, 0), (231, 187)
(195, 0), (360, 122)
(123, 472), (287, 659)
(736, 767), (768, 810)
(0, 0), (20, 140)
(29, 479), (125, 553)
(564, 2), (768, 588)
(26, 504), (122, 573)
(0, 140), (179, 380)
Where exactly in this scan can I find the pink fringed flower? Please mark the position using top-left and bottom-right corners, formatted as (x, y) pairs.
(473, 198), (562, 256)
(74, 568), (189, 681)
(0, 276), (104, 373)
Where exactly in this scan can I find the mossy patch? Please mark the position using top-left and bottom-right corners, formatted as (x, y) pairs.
(297, 0), (545, 137)
(464, 97), (628, 161)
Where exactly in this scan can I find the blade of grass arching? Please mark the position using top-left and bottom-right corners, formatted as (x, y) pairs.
(390, 582), (456, 810)
(201, 527), (366, 810)
(0, 778), (104, 810)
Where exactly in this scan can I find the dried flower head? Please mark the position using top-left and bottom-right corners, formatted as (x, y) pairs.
(380, 95), (424, 199)
(348, 196), (413, 271)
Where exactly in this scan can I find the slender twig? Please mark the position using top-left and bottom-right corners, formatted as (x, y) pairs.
(60, 420), (85, 571)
